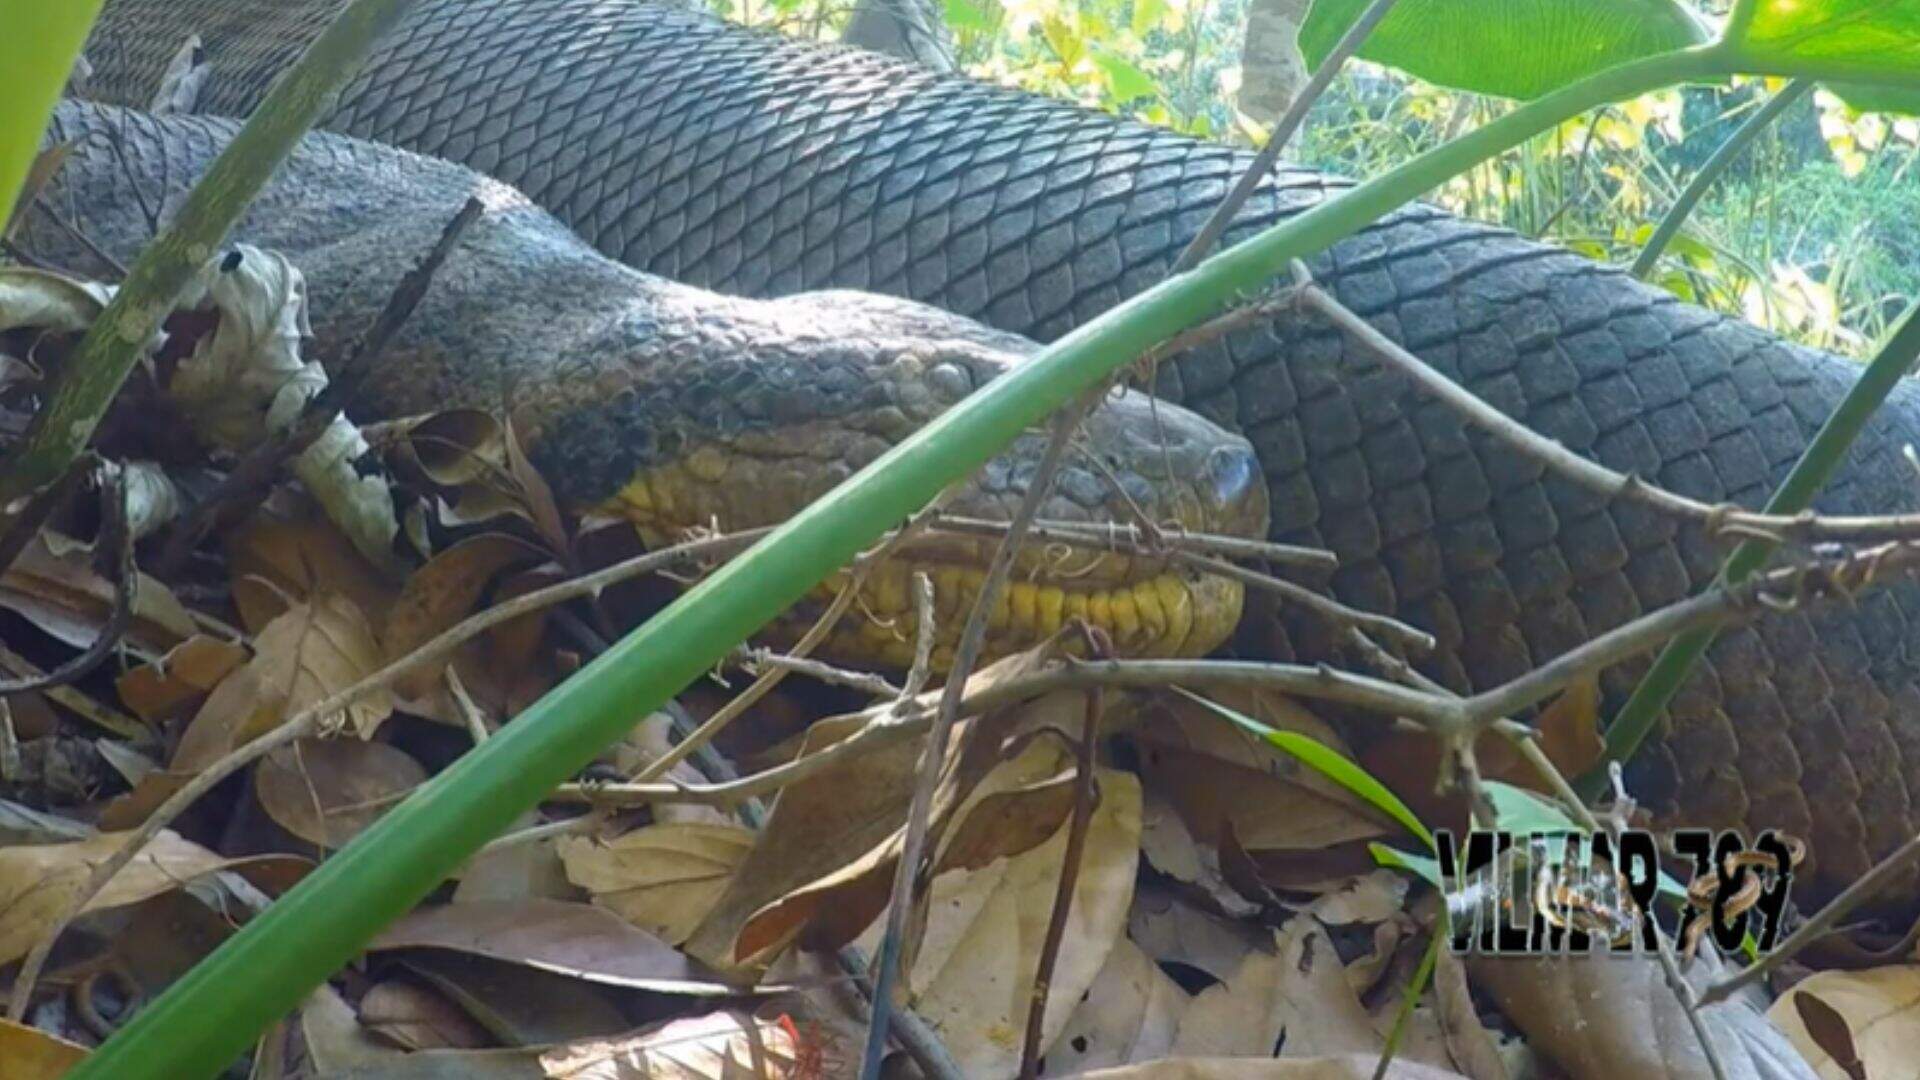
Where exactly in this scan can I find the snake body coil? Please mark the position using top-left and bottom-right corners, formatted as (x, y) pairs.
(79, 0), (1920, 907)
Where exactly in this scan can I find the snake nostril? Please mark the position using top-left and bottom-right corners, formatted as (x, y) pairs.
(1204, 445), (1260, 512)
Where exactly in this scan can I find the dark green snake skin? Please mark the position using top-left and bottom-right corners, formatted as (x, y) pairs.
(83, 0), (1920, 907)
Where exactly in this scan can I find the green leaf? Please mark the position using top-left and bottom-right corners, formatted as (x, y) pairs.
(1724, 0), (1920, 114)
(944, 0), (993, 33)
(1093, 50), (1160, 102)
(1300, 0), (1710, 99)
(0, 0), (105, 232)
(1173, 687), (1433, 850)
(1372, 842), (1444, 888)
(1484, 782), (1687, 902)
(1130, 0), (1169, 37)
(1041, 13), (1084, 66)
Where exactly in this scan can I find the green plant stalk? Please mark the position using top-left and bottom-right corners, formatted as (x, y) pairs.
(0, 0), (103, 231)
(0, 0), (421, 503)
(73, 46), (1718, 1080)
(1588, 299), (1920, 795)
(1630, 78), (1811, 280)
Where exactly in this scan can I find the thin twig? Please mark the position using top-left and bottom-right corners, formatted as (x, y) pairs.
(900, 571), (937, 704)
(1696, 832), (1920, 1008)
(1197, 547), (1434, 653)
(1599, 785), (1730, 1080)
(935, 516), (1333, 572)
(157, 197), (483, 576)
(862, 396), (1093, 1078)
(1170, 0), (1403, 272)
(1018, 680), (1102, 1079)
(1299, 275), (1920, 546)
(739, 647), (902, 698)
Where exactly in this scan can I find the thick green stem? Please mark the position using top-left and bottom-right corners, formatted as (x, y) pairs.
(1630, 78), (1811, 280)
(0, 0), (103, 231)
(1588, 301), (1920, 795)
(71, 45), (1716, 1080)
(0, 0), (420, 503)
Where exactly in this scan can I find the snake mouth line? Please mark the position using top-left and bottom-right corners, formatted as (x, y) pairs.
(786, 559), (1246, 669)
(605, 456), (1257, 669)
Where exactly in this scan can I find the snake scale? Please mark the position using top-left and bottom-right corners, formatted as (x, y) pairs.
(75, 0), (1920, 908)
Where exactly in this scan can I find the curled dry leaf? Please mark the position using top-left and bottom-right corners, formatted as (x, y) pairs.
(254, 737), (427, 849)
(114, 634), (250, 726)
(1475, 951), (1818, 1080)
(1769, 966), (1920, 1080)
(360, 979), (495, 1052)
(559, 824), (755, 946)
(382, 532), (545, 700)
(0, 533), (194, 657)
(0, 828), (237, 964)
(877, 763), (1143, 1078)
(1041, 936), (1189, 1075)
(370, 899), (739, 995)
(1431, 948), (1509, 1080)
(538, 1011), (799, 1080)
(1173, 915), (1381, 1060)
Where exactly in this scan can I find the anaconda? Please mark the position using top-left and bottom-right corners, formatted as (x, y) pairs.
(77, 0), (1920, 908)
(27, 101), (1267, 669)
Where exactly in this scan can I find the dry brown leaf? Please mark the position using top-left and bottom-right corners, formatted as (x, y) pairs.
(1041, 936), (1189, 1075)
(560, 824), (754, 946)
(1769, 966), (1920, 1080)
(360, 979), (495, 1051)
(692, 645), (1071, 969)
(1307, 870), (1410, 926)
(882, 763), (1143, 1078)
(1128, 878), (1273, 985)
(1134, 690), (1391, 854)
(1476, 951), (1817, 1080)
(505, 418), (570, 557)
(114, 635), (250, 726)
(0, 829), (236, 963)
(1173, 915), (1381, 1060)
(299, 983), (545, 1078)
(539, 1011), (798, 1079)
(1079, 1054), (1471, 1078)
(1431, 949), (1508, 1080)
(172, 592), (391, 773)
(370, 899), (738, 995)
(0, 1016), (89, 1078)
(226, 501), (399, 634)
(383, 533), (544, 699)
(934, 766), (1079, 873)
(386, 409), (507, 486)
(254, 737), (426, 849)
(0, 533), (194, 656)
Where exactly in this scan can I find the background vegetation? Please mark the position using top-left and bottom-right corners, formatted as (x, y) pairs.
(716, 0), (1920, 353)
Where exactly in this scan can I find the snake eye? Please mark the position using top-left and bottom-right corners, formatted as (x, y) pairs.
(1204, 445), (1259, 510)
(928, 362), (971, 401)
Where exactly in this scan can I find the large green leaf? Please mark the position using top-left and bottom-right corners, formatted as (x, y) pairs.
(0, 0), (105, 231)
(1727, 0), (1920, 114)
(1299, 0), (1709, 99)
